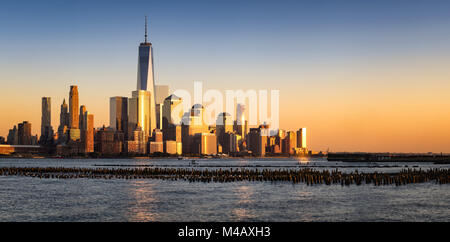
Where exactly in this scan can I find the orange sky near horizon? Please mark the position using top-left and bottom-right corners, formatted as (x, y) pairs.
(1, 56), (449, 153)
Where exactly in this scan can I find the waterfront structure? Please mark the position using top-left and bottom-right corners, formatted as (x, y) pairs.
(192, 133), (217, 155)
(149, 129), (164, 153)
(40, 97), (54, 145)
(223, 132), (239, 153)
(247, 126), (268, 157)
(0, 145), (48, 155)
(126, 126), (147, 154)
(109, 96), (128, 139)
(18, 121), (32, 145)
(149, 141), (163, 153)
(152, 129), (163, 142)
(95, 127), (123, 155)
(283, 131), (297, 155)
(268, 129), (285, 154)
(163, 140), (178, 155)
(136, 16), (156, 136)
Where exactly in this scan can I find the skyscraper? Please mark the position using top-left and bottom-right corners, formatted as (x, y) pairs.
(7, 125), (18, 145)
(155, 85), (169, 105)
(40, 97), (53, 144)
(80, 108), (94, 154)
(68, 85), (80, 141)
(155, 85), (169, 129)
(69, 85), (79, 129)
(234, 103), (246, 139)
(110, 96), (128, 137)
(79, 105), (87, 130)
(247, 127), (267, 157)
(297, 127), (307, 149)
(283, 131), (297, 154)
(59, 99), (69, 128)
(162, 94), (183, 131)
(128, 90), (153, 139)
(136, 16), (156, 136)
(18, 121), (32, 145)
(181, 105), (209, 154)
(161, 94), (183, 142)
(57, 99), (69, 144)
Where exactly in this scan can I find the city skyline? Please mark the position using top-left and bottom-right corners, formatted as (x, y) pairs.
(1, 0), (450, 152)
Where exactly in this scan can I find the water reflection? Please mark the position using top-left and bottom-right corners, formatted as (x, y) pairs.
(126, 180), (159, 221)
(232, 184), (256, 220)
(296, 157), (310, 164)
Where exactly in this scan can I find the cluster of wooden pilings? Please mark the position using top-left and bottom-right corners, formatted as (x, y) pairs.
(0, 167), (449, 186)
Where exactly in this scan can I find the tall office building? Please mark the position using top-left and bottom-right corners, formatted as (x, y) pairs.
(136, 16), (156, 135)
(18, 121), (32, 145)
(69, 86), (79, 129)
(155, 85), (169, 104)
(162, 94), (182, 129)
(181, 105), (209, 154)
(68, 86), (80, 141)
(57, 99), (69, 144)
(216, 112), (233, 135)
(192, 133), (217, 155)
(59, 99), (69, 128)
(216, 112), (233, 153)
(283, 131), (297, 155)
(128, 90), (153, 139)
(234, 103), (246, 139)
(40, 97), (53, 144)
(110, 96), (128, 138)
(162, 94), (183, 142)
(297, 127), (307, 149)
(79, 105), (87, 130)
(80, 107), (94, 153)
(7, 125), (18, 145)
(155, 85), (169, 129)
(247, 127), (267, 157)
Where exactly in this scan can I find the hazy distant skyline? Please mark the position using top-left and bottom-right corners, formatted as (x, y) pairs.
(1, 0), (450, 152)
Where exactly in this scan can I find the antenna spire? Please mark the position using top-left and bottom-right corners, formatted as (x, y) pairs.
(145, 16), (148, 43)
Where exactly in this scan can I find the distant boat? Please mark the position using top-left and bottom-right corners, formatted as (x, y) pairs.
(177, 156), (183, 160)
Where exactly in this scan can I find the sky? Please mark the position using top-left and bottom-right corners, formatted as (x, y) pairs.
(1, 0), (450, 152)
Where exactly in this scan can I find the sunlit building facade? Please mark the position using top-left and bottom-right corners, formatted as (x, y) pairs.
(110, 96), (128, 140)
(128, 90), (153, 139)
(136, 17), (156, 136)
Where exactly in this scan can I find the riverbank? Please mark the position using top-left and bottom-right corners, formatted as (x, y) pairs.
(328, 152), (450, 163)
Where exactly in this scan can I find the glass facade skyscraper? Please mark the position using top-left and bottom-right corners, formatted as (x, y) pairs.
(135, 17), (156, 137)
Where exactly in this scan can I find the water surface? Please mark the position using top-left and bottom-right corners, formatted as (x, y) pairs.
(0, 158), (448, 222)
